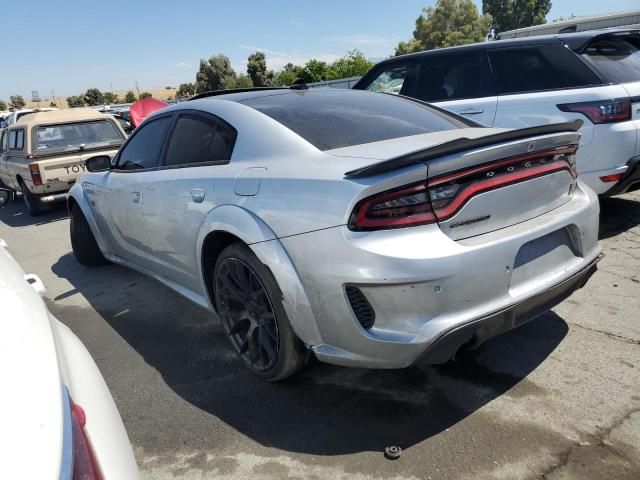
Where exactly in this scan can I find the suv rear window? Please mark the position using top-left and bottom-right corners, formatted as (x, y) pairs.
(241, 91), (468, 151)
(581, 35), (640, 83)
(488, 44), (602, 95)
(34, 120), (123, 153)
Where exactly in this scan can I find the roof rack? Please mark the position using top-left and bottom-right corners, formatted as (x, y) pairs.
(189, 83), (308, 101)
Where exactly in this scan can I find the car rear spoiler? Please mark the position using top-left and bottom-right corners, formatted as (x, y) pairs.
(344, 120), (583, 179)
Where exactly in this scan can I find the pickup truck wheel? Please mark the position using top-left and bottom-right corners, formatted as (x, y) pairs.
(20, 182), (45, 216)
(70, 204), (109, 266)
(213, 242), (307, 381)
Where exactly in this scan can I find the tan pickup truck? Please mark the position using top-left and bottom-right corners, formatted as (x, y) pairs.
(0, 109), (126, 215)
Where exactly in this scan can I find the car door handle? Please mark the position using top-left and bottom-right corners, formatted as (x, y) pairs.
(191, 188), (205, 203)
(456, 108), (484, 115)
(131, 191), (141, 203)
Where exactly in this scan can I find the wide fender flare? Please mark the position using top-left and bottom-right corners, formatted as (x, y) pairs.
(67, 183), (109, 255)
(196, 205), (322, 346)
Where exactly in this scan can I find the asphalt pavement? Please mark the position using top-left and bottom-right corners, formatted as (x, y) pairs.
(0, 192), (639, 480)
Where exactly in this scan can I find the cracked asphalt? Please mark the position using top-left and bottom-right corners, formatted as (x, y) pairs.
(0, 191), (639, 480)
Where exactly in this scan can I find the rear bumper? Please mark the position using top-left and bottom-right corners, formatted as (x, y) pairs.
(282, 183), (601, 369)
(601, 156), (640, 197)
(418, 253), (601, 364)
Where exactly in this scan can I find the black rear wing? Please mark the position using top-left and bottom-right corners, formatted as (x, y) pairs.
(344, 120), (583, 179)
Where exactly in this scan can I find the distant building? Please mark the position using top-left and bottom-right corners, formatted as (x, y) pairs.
(498, 9), (640, 39)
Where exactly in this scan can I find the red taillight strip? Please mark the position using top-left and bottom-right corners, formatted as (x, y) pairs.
(429, 146), (578, 187)
(352, 183), (435, 229)
(432, 160), (572, 221)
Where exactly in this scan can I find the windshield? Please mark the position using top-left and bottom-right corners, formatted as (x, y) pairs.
(581, 34), (640, 83)
(241, 90), (467, 151)
(34, 120), (124, 153)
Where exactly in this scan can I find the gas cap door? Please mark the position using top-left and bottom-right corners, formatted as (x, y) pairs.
(234, 167), (266, 196)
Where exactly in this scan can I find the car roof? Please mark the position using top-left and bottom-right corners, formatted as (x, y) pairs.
(375, 27), (640, 65)
(13, 108), (110, 127)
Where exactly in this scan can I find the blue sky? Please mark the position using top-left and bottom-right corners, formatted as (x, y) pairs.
(2, 0), (638, 100)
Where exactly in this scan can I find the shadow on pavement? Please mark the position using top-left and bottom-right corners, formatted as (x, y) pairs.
(51, 251), (567, 456)
(0, 195), (68, 227)
(599, 195), (640, 240)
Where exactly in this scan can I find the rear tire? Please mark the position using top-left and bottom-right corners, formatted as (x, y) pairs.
(20, 181), (45, 216)
(213, 242), (307, 381)
(70, 203), (108, 266)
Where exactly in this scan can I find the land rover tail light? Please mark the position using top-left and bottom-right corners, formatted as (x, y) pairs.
(558, 98), (631, 124)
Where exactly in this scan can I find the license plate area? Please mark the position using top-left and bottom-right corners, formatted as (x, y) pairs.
(509, 226), (583, 297)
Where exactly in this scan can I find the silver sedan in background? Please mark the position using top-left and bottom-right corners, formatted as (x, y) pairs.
(68, 88), (602, 381)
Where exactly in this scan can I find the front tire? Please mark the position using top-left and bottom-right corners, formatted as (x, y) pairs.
(213, 242), (307, 381)
(70, 203), (109, 266)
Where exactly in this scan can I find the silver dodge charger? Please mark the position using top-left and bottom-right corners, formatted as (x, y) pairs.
(68, 87), (602, 381)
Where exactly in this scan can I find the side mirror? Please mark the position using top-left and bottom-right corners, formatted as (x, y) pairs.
(0, 188), (13, 208)
(85, 155), (111, 173)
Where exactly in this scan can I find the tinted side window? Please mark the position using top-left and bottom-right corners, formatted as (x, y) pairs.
(361, 61), (417, 96)
(581, 35), (640, 83)
(488, 45), (602, 95)
(415, 52), (496, 102)
(164, 114), (235, 167)
(0, 131), (6, 153)
(117, 116), (171, 170)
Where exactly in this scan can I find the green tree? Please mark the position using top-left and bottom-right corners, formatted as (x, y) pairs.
(102, 92), (119, 104)
(124, 91), (136, 103)
(66, 95), (86, 107)
(298, 59), (337, 83)
(0, 100), (7, 111)
(395, 0), (492, 55)
(231, 74), (253, 88)
(9, 95), (26, 109)
(177, 82), (197, 98)
(195, 54), (236, 93)
(247, 51), (274, 87)
(483, 0), (551, 36)
(271, 63), (302, 86)
(84, 88), (104, 106)
(330, 50), (374, 78)
(139, 92), (152, 99)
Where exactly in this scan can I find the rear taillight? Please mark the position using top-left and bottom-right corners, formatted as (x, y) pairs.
(558, 98), (631, 124)
(599, 173), (624, 183)
(71, 401), (103, 480)
(349, 182), (435, 230)
(349, 146), (577, 231)
(29, 163), (43, 186)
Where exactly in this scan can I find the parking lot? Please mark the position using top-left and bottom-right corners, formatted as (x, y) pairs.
(0, 191), (639, 479)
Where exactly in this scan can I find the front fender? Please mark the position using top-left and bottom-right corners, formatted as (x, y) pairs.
(68, 182), (109, 255)
(196, 205), (322, 346)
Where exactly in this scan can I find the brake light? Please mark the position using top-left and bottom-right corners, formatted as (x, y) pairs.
(29, 163), (43, 186)
(599, 173), (623, 183)
(349, 182), (436, 230)
(558, 98), (631, 124)
(349, 146), (577, 231)
(71, 402), (103, 480)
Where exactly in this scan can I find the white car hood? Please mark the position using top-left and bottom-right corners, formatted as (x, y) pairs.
(325, 127), (508, 161)
(0, 245), (65, 480)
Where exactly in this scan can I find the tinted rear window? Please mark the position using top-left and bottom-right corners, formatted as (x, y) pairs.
(488, 45), (602, 95)
(240, 91), (467, 151)
(581, 35), (640, 83)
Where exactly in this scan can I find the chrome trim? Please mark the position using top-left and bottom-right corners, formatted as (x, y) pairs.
(59, 386), (73, 480)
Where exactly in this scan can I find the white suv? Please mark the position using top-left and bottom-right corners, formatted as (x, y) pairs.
(354, 28), (640, 196)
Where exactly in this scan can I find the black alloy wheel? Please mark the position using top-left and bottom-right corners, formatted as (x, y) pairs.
(215, 257), (280, 371)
